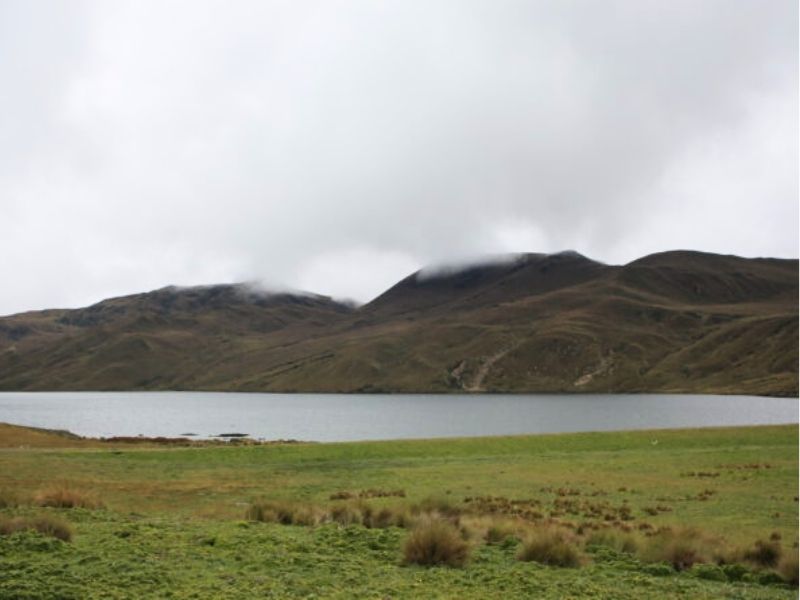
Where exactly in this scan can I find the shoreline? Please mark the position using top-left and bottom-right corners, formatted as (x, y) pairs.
(1, 420), (796, 450)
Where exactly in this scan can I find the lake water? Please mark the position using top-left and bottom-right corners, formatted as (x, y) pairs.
(0, 392), (796, 442)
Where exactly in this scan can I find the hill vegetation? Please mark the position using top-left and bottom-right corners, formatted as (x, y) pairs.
(0, 250), (796, 395)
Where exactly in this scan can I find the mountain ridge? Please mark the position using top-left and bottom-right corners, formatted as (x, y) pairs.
(0, 250), (796, 396)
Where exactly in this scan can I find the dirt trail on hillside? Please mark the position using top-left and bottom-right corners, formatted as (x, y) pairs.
(464, 341), (520, 392)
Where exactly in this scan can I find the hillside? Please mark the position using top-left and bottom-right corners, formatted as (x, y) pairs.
(0, 251), (796, 395)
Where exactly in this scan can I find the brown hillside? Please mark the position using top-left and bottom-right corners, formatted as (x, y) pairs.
(0, 251), (796, 396)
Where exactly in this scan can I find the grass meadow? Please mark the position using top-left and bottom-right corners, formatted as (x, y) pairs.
(0, 423), (797, 598)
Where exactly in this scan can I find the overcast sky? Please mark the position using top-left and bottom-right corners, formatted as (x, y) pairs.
(1, 1), (797, 315)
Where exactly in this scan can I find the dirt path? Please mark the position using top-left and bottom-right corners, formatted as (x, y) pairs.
(464, 342), (520, 392)
(573, 354), (614, 387)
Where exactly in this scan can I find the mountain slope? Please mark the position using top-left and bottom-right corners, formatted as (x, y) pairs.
(0, 251), (796, 395)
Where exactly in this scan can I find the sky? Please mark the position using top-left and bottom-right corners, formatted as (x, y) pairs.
(1, 0), (797, 315)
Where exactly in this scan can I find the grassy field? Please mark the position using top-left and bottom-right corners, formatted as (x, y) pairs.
(0, 423), (797, 598)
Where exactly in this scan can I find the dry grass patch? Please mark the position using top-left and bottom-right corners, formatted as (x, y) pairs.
(485, 520), (518, 545)
(0, 423), (90, 449)
(0, 489), (24, 508)
(741, 539), (783, 568)
(34, 486), (103, 509)
(360, 504), (413, 529)
(327, 501), (414, 529)
(410, 496), (463, 518)
(290, 506), (320, 526)
(778, 550), (799, 586)
(586, 529), (640, 555)
(0, 515), (73, 542)
(517, 527), (584, 568)
(245, 500), (323, 526)
(358, 488), (406, 499)
(402, 518), (470, 568)
(329, 491), (355, 500)
(329, 503), (363, 526)
(641, 527), (723, 571)
(246, 499), (414, 529)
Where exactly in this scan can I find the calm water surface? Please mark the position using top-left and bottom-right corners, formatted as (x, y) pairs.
(0, 392), (796, 442)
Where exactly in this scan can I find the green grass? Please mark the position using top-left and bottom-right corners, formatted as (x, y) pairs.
(0, 424), (797, 598)
(0, 510), (795, 599)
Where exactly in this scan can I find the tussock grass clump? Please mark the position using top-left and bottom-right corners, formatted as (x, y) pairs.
(360, 504), (413, 529)
(402, 519), (470, 568)
(291, 506), (320, 526)
(329, 504), (363, 526)
(517, 528), (583, 568)
(359, 488), (406, 499)
(34, 487), (103, 509)
(246, 500), (318, 526)
(411, 496), (462, 518)
(742, 539), (783, 568)
(586, 529), (640, 555)
(642, 527), (719, 571)
(0, 515), (73, 542)
(245, 501), (288, 524)
(27, 515), (74, 542)
(484, 519), (518, 545)
(777, 550), (799, 586)
(0, 489), (23, 508)
(448, 515), (485, 543)
(329, 489), (405, 501)
(247, 499), (412, 529)
(329, 502), (399, 528)
(329, 491), (354, 501)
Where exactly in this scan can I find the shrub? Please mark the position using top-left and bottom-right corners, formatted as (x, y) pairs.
(777, 551), (799, 586)
(402, 519), (470, 567)
(743, 539), (782, 568)
(586, 529), (639, 555)
(35, 487), (102, 509)
(517, 528), (583, 568)
(0, 515), (73, 542)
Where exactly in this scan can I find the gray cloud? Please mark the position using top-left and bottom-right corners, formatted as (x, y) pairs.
(1, 0), (797, 314)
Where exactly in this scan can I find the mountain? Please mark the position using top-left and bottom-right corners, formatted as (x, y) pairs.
(0, 251), (796, 396)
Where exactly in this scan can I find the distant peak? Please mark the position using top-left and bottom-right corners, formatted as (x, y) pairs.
(414, 251), (595, 282)
(415, 253), (530, 282)
(550, 249), (585, 259)
(155, 282), (322, 301)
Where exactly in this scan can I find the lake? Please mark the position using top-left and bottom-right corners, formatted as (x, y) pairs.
(0, 392), (796, 442)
